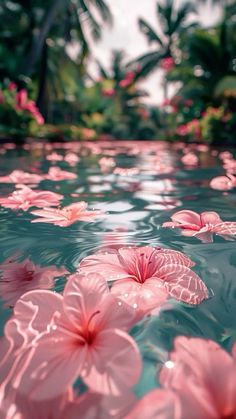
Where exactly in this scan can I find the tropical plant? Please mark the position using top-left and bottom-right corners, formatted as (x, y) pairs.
(133, 0), (197, 100)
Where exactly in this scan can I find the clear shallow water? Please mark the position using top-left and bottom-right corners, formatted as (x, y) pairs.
(0, 140), (236, 405)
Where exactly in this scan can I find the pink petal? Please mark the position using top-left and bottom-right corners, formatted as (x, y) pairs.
(158, 264), (208, 304)
(16, 333), (87, 400)
(126, 389), (178, 419)
(83, 329), (142, 396)
(79, 251), (128, 282)
(171, 210), (201, 227)
(194, 231), (214, 243)
(200, 211), (222, 225)
(157, 248), (195, 268)
(213, 222), (236, 236)
(111, 277), (168, 316)
(63, 273), (109, 326)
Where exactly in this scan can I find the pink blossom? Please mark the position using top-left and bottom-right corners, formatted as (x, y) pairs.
(0, 256), (66, 307)
(176, 124), (188, 136)
(45, 167), (77, 181)
(99, 157), (116, 172)
(181, 153), (199, 166)
(219, 151), (233, 160)
(16, 89), (28, 108)
(16, 90), (44, 125)
(119, 72), (135, 88)
(0, 273), (141, 400)
(210, 174), (236, 191)
(0, 170), (43, 185)
(0, 186), (63, 211)
(46, 152), (63, 163)
(113, 167), (140, 176)
(223, 159), (236, 174)
(125, 389), (178, 419)
(160, 336), (236, 418)
(79, 246), (208, 317)
(64, 153), (80, 166)
(30, 202), (104, 226)
(102, 88), (116, 97)
(160, 57), (175, 72)
(163, 210), (236, 242)
(8, 82), (17, 91)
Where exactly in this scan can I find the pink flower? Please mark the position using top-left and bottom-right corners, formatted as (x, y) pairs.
(102, 88), (116, 97)
(119, 72), (135, 88)
(113, 167), (140, 176)
(126, 389), (178, 419)
(181, 153), (199, 166)
(45, 167), (77, 181)
(0, 255), (66, 307)
(210, 174), (236, 191)
(8, 82), (17, 91)
(163, 210), (236, 242)
(219, 151), (233, 160)
(0, 273), (141, 400)
(30, 202), (104, 227)
(0, 170), (43, 185)
(99, 157), (116, 172)
(16, 89), (28, 108)
(160, 336), (236, 418)
(160, 57), (175, 72)
(46, 152), (63, 163)
(64, 153), (80, 166)
(176, 124), (188, 136)
(16, 90), (44, 125)
(79, 246), (208, 317)
(0, 186), (63, 211)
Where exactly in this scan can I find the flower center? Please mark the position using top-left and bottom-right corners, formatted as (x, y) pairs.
(84, 310), (101, 345)
(131, 251), (156, 283)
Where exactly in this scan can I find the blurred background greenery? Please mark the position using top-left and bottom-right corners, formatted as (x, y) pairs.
(0, 0), (236, 144)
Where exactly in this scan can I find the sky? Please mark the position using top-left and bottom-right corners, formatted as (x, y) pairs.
(87, 0), (222, 104)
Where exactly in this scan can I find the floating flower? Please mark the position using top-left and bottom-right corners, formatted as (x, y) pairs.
(46, 152), (63, 163)
(181, 153), (199, 166)
(64, 153), (80, 166)
(0, 186), (63, 211)
(163, 210), (236, 242)
(0, 273), (141, 400)
(45, 167), (77, 181)
(79, 246), (208, 316)
(0, 255), (67, 307)
(209, 174), (236, 191)
(30, 202), (104, 227)
(0, 170), (43, 185)
(160, 336), (236, 419)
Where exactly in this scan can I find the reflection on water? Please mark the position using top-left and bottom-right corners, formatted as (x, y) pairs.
(0, 140), (236, 411)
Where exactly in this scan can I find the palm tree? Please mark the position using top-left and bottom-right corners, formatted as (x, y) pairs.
(168, 14), (236, 104)
(19, 0), (112, 78)
(133, 0), (197, 101)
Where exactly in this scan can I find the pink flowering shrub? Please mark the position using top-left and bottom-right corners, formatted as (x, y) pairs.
(0, 82), (44, 140)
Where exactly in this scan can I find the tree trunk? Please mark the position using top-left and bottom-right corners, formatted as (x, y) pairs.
(20, 0), (66, 78)
(36, 41), (48, 119)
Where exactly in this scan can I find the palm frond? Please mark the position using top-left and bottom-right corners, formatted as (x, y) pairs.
(90, 0), (112, 25)
(138, 18), (164, 46)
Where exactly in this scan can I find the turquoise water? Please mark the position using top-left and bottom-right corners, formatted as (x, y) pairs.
(0, 140), (236, 401)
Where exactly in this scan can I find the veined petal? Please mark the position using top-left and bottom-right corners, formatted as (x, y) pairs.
(158, 265), (208, 304)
